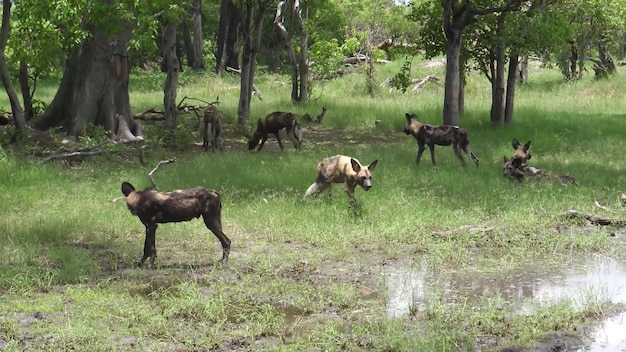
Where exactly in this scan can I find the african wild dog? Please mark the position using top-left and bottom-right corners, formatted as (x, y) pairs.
(248, 111), (303, 151)
(502, 158), (576, 185)
(202, 106), (224, 152)
(121, 182), (231, 268)
(512, 139), (532, 163)
(304, 155), (378, 211)
(315, 107), (327, 123)
(503, 156), (526, 182)
(403, 113), (479, 167)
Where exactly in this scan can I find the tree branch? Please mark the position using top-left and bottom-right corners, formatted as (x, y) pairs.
(148, 158), (176, 191)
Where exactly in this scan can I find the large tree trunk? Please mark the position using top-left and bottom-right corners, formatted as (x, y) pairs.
(490, 14), (506, 126)
(192, 0), (204, 70)
(163, 21), (179, 130)
(30, 26), (141, 140)
(0, 0), (26, 131)
(298, 3), (309, 103)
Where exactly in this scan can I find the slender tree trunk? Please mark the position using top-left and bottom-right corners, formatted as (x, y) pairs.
(443, 27), (462, 126)
(163, 21), (179, 130)
(192, 0), (204, 70)
(18, 60), (33, 119)
(274, 1), (299, 102)
(0, 0), (26, 130)
(225, 0), (240, 70)
(504, 54), (519, 124)
(181, 17), (196, 69)
(296, 0), (309, 102)
(517, 54), (528, 83)
(237, 3), (255, 130)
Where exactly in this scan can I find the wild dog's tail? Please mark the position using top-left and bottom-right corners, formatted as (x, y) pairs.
(460, 132), (479, 167)
(304, 182), (320, 197)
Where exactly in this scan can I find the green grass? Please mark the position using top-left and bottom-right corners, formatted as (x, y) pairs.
(0, 59), (625, 351)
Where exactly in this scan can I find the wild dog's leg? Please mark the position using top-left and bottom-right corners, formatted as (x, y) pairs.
(466, 146), (479, 167)
(202, 215), (231, 263)
(345, 182), (359, 211)
(257, 135), (269, 151)
(452, 143), (467, 167)
(203, 121), (211, 151)
(416, 142), (426, 164)
(427, 144), (437, 165)
(286, 127), (300, 150)
(140, 223), (158, 268)
(274, 133), (285, 151)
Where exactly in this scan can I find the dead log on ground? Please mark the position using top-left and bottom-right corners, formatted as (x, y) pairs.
(561, 209), (626, 226)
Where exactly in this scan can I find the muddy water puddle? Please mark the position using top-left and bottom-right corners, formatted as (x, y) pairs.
(383, 254), (626, 351)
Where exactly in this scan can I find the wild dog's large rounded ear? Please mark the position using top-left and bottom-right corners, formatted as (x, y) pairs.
(512, 139), (521, 149)
(368, 160), (378, 172)
(523, 140), (531, 151)
(121, 182), (135, 196)
(350, 158), (361, 173)
(405, 113), (412, 121)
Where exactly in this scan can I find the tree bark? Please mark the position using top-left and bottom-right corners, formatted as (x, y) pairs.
(18, 60), (33, 119)
(192, 0), (204, 70)
(297, 1), (309, 103)
(237, 0), (268, 130)
(30, 22), (141, 140)
(216, 0), (240, 73)
(0, 0), (26, 130)
(163, 21), (179, 130)
(274, 1), (299, 101)
(504, 54), (519, 124)
(181, 17), (196, 69)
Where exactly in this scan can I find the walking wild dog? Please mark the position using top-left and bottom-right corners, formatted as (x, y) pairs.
(403, 113), (479, 167)
(121, 182), (231, 268)
(304, 155), (378, 211)
(202, 106), (223, 152)
(248, 111), (303, 151)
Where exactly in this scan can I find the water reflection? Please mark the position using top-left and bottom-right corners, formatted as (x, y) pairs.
(383, 255), (626, 350)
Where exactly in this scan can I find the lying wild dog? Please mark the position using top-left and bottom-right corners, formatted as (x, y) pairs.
(511, 139), (532, 162)
(403, 113), (479, 167)
(121, 182), (231, 268)
(248, 111), (303, 151)
(315, 106), (327, 123)
(304, 155), (378, 211)
(202, 106), (224, 152)
(502, 157), (576, 185)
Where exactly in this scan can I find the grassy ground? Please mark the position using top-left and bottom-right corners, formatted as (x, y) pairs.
(0, 59), (625, 351)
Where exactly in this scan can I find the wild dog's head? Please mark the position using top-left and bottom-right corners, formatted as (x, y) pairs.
(404, 113), (423, 135)
(512, 139), (532, 162)
(351, 158), (378, 191)
(503, 156), (525, 182)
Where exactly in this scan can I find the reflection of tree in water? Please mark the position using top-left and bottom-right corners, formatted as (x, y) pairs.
(385, 255), (626, 317)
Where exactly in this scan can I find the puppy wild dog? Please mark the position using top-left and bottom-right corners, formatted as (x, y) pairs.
(202, 106), (223, 152)
(403, 113), (479, 167)
(248, 111), (303, 151)
(121, 182), (231, 268)
(304, 155), (378, 211)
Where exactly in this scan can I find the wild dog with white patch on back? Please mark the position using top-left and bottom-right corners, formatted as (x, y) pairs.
(121, 182), (231, 268)
(248, 111), (303, 151)
(403, 113), (479, 167)
(304, 155), (378, 211)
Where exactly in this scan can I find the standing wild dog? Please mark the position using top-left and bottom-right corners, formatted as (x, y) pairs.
(403, 113), (479, 167)
(248, 111), (303, 151)
(202, 106), (223, 152)
(304, 155), (378, 211)
(121, 182), (231, 268)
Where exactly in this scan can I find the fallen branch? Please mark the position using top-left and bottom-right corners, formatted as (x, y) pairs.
(411, 75), (440, 92)
(39, 149), (108, 164)
(561, 209), (626, 226)
(148, 158), (176, 191)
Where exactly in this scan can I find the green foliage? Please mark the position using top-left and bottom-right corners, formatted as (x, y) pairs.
(309, 39), (345, 79)
(342, 37), (362, 56)
(389, 58), (413, 93)
(157, 123), (196, 151)
(79, 123), (109, 147)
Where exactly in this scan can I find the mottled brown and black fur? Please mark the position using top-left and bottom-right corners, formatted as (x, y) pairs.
(502, 139), (576, 185)
(121, 182), (231, 268)
(248, 111), (303, 151)
(304, 155), (378, 211)
(202, 106), (223, 152)
(512, 139), (532, 163)
(403, 113), (479, 167)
